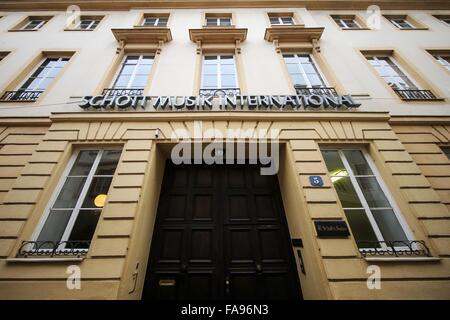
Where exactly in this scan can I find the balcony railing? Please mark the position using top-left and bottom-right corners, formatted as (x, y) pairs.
(102, 88), (144, 97)
(199, 87), (241, 97)
(393, 89), (437, 101)
(294, 86), (338, 96)
(17, 240), (91, 258)
(357, 240), (431, 257)
(0, 90), (43, 102)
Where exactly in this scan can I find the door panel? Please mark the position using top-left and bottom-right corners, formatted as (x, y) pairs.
(143, 162), (301, 300)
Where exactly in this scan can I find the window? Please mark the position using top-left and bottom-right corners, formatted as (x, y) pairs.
(206, 17), (232, 27)
(201, 55), (238, 89)
(384, 15), (422, 29)
(332, 15), (363, 29)
(283, 54), (326, 88)
(0, 52), (9, 62)
(22, 19), (47, 30)
(365, 56), (416, 90)
(0, 56), (70, 102)
(33, 148), (122, 250)
(71, 17), (102, 30)
(321, 148), (410, 249)
(269, 16), (295, 26)
(442, 147), (450, 159)
(142, 16), (168, 27)
(433, 54), (450, 71)
(111, 55), (154, 91)
(433, 15), (450, 26)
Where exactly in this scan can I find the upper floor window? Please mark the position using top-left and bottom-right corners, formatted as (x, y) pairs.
(201, 55), (238, 91)
(433, 54), (450, 71)
(0, 56), (70, 102)
(32, 148), (122, 251)
(321, 148), (411, 249)
(283, 54), (326, 88)
(0, 52), (9, 62)
(70, 16), (102, 30)
(205, 16), (232, 27)
(9, 15), (53, 32)
(433, 15), (450, 26)
(366, 56), (416, 90)
(384, 15), (424, 30)
(107, 55), (154, 96)
(269, 14), (295, 26)
(332, 15), (363, 29)
(142, 15), (168, 27)
(22, 19), (47, 30)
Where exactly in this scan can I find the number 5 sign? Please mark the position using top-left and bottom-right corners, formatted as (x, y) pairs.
(309, 176), (324, 187)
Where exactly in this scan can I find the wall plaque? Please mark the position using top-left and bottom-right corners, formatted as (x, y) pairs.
(314, 220), (350, 237)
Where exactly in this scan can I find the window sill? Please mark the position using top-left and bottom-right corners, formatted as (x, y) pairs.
(6, 257), (85, 263)
(363, 257), (440, 262)
(340, 28), (372, 30)
(8, 29), (40, 32)
(64, 28), (95, 31)
(397, 27), (429, 30)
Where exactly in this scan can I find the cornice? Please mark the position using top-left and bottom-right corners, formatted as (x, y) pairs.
(111, 28), (172, 44)
(0, 1), (449, 11)
(264, 26), (324, 43)
(189, 27), (247, 44)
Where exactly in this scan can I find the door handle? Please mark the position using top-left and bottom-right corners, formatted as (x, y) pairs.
(256, 263), (262, 273)
(225, 276), (230, 297)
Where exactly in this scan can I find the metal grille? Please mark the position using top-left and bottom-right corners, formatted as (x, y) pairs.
(393, 89), (437, 101)
(0, 90), (43, 102)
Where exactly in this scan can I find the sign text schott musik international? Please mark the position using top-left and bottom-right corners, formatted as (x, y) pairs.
(79, 93), (361, 110)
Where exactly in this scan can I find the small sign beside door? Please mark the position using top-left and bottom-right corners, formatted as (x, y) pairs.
(309, 176), (324, 187)
(314, 220), (350, 237)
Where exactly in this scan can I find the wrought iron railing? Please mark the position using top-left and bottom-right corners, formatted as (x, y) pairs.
(17, 240), (91, 258)
(357, 240), (431, 257)
(393, 89), (437, 101)
(294, 86), (338, 96)
(102, 88), (144, 97)
(0, 90), (43, 102)
(199, 87), (241, 97)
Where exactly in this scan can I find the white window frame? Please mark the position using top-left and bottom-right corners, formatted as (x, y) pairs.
(142, 17), (167, 27)
(205, 17), (232, 26)
(269, 16), (295, 25)
(433, 54), (450, 71)
(74, 19), (99, 30)
(334, 17), (361, 29)
(111, 54), (154, 89)
(283, 53), (328, 88)
(366, 55), (420, 90)
(22, 19), (46, 30)
(201, 54), (239, 89)
(18, 57), (69, 92)
(322, 147), (414, 252)
(389, 17), (415, 29)
(30, 147), (122, 252)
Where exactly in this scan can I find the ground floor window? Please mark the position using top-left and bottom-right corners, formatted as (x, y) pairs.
(32, 148), (122, 249)
(321, 147), (411, 249)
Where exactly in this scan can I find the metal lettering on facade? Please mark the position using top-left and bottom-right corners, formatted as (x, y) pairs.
(79, 94), (361, 110)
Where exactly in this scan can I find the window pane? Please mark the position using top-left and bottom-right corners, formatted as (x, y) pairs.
(203, 64), (216, 75)
(356, 177), (390, 208)
(130, 75), (148, 88)
(203, 75), (218, 87)
(53, 177), (87, 208)
(344, 209), (380, 248)
(81, 177), (113, 208)
(333, 177), (363, 208)
(343, 150), (373, 175)
(114, 75), (131, 88)
(36, 210), (73, 244)
(220, 18), (231, 26)
(221, 64), (235, 74)
(307, 74), (324, 87)
(206, 18), (217, 26)
(68, 210), (101, 246)
(322, 150), (349, 176)
(157, 18), (168, 26)
(371, 209), (408, 243)
(204, 56), (218, 64)
(69, 150), (98, 176)
(95, 150), (122, 175)
(221, 75), (236, 87)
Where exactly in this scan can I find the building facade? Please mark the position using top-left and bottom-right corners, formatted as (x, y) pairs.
(0, 0), (449, 300)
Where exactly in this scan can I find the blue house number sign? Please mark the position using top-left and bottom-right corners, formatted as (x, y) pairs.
(309, 176), (324, 187)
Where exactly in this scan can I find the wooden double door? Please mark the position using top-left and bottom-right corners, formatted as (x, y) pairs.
(142, 162), (302, 300)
